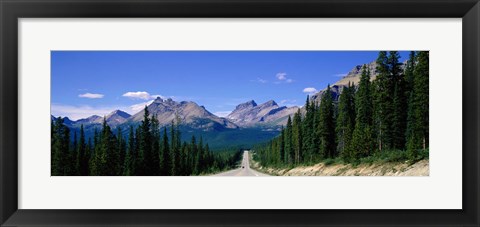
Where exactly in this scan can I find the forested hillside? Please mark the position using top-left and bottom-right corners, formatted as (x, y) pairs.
(51, 107), (242, 176)
(253, 51), (429, 167)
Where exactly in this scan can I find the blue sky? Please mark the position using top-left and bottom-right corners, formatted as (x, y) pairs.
(51, 51), (409, 120)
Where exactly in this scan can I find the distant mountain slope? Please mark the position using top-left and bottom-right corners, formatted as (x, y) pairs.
(129, 97), (238, 131)
(333, 60), (378, 87)
(104, 110), (131, 127)
(310, 60), (406, 105)
(227, 100), (299, 127)
(74, 115), (102, 125)
(66, 110), (131, 128)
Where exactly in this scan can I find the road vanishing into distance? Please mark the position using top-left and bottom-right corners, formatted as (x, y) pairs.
(214, 151), (269, 176)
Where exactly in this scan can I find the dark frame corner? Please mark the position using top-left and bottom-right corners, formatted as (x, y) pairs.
(1, 0), (479, 226)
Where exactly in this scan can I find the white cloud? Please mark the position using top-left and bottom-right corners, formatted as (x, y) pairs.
(303, 87), (318, 95)
(213, 111), (232, 117)
(78, 93), (104, 99)
(276, 72), (287, 80)
(122, 91), (171, 113)
(274, 72), (294, 84)
(129, 100), (155, 113)
(122, 91), (152, 100)
(122, 91), (166, 100)
(251, 77), (268, 84)
(333, 73), (348, 77)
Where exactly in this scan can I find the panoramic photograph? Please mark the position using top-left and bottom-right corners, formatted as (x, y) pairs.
(51, 51), (429, 176)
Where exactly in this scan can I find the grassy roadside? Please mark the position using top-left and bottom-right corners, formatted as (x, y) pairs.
(249, 152), (281, 176)
(250, 150), (429, 176)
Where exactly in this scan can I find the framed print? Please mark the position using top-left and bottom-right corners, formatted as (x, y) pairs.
(1, 0), (479, 226)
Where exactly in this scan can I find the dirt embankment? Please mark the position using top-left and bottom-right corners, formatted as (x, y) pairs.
(250, 159), (429, 176)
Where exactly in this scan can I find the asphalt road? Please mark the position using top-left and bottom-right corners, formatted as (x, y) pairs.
(214, 151), (269, 176)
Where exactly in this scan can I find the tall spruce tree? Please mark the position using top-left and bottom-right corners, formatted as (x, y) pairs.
(138, 106), (152, 175)
(407, 51), (429, 157)
(318, 85), (336, 158)
(285, 116), (293, 164)
(100, 118), (117, 175)
(124, 125), (135, 176)
(69, 130), (78, 175)
(391, 81), (407, 149)
(116, 127), (126, 175)
(150, 114), (161, 175)
(373, 51), (394, 151)
(302, 96), (315, 163)
(389, 51), (408, 150)
(162, 127), (171, 175)
(51, 117), (70, 175)
(279, 126), (285, 164)
(76, 125), (88, 176)
(404, 51), (416, 99)
(198, 136), (205, 173)
(292, 109), (303, 164)
(350, 65), (374, 159)
(405, 51), (417, 146)
(190, 135), (198, 174)
(89, 128), (99, 175)
(86, 137), (92, 175)
(336, 82), (355, 157)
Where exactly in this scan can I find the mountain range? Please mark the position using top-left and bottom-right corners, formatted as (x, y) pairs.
(55, 97), (299, 132)
(53, 58), (389, 149)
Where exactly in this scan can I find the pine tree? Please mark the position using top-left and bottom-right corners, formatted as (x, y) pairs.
(100, 118), (116, 175)
(86, 137), (92, 175)
(137, 106), (152, 175)
(318, 85), (336, 158)
(405, 51), (417, 146)
(336, 82), (355, 157)
(391, 82), (407, 149)
(279, 126), (285, 164)
(350, 65), (375, 159)
(302, 96), (315, 163)
(198, 136), (205, 173)
(124, 125), (135, 176)
(407, 51), (429, 157)
(161, 127), (171, 175)
(284, 116), (293, 164)
(190, 135), (198, 174)
(174, 117), (182, 174)
(415, 51), (429, 150)
(68, 130), (78, 175)
(292, 109), (303, 164)
(373, 51), (394, 151)
(51, 117), (70, 175)
(89, 128), (99, 175)
(116, 127), (126, 175)
(76, 125), (88, 176)
(388, 51), (408, 150)
(404, 51), (416, 100)
(170, 119), (182, 176)
(180, 142), (188, 175)
(150, 114), (160, 175)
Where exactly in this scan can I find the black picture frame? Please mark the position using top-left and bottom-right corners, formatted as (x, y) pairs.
(1, 0), (479, 226)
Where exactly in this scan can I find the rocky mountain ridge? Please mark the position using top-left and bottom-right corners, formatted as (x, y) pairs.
(129, 97), (238, 131)
(310, 59), (406, 105)
(227, 100), (299, 127)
